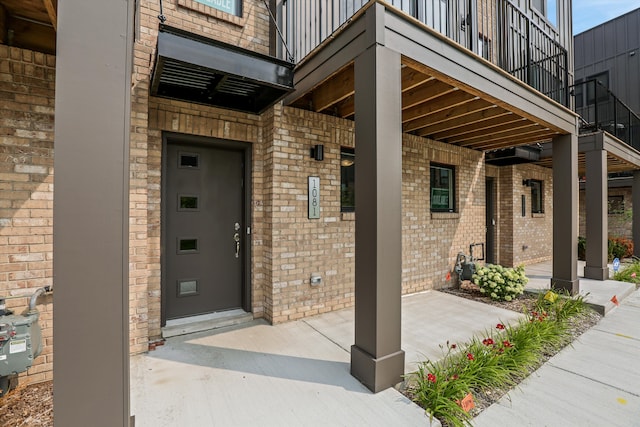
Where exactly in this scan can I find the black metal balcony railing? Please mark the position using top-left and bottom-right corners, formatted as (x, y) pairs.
(572, 79), (640, 150)
(274, 0), (569, 106)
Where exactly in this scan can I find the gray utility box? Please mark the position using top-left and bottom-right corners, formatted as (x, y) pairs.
(0, 311), (42, 396)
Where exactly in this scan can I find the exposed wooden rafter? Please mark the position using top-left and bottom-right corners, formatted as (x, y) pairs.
(42, 0), (57, 31)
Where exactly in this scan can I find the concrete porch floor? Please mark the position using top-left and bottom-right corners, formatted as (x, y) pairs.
(130, 261), (637, 426)
(131, 291), (523, 427)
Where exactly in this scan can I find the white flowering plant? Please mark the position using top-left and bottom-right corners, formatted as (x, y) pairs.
(472, 264), (528, 302)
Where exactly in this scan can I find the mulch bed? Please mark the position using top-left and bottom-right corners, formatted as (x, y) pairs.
(0, 381), (52, 426)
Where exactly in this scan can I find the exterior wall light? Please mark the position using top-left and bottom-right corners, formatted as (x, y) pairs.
(310, 144), (324, 161)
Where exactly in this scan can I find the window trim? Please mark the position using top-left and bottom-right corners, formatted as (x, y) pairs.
(430, 163), (456, 213)
(530, 179), (544, 214)
(340, 147), (355, 213)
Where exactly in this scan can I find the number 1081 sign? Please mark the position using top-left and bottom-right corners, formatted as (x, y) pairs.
(308, 176), (320, 219)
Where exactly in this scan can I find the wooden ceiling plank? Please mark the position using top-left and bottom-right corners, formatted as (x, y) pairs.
(402, 79), (456, 109)
(337, 95), (354, 118)
(448, 120), (537, 144)
(402, 56), (570, 135)
(402, 90), (476, 123)
(417, 105), (505, 137)
(403, 98), (492, 133)
(468, 131), (556, 150)
(429, 111), (518, 140)
(42, 0), (57, 31)
(312, 63), (354, 112)
(401, 66), (433, 92)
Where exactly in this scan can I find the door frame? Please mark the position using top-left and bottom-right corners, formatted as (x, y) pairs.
(161, 132), (252, 326)
(485, 176), (496, 264)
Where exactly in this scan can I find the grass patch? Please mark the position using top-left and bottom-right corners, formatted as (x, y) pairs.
(613, 258), (640, 286)
(406, 290), (592, 427)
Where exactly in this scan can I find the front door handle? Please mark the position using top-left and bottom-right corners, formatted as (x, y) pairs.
(233, 232), (240, 258)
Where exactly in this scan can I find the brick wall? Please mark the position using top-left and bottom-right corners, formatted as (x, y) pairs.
(579, 186), (633, 239)
(0, 45), (55, 384)
(496, 163), (553, 266)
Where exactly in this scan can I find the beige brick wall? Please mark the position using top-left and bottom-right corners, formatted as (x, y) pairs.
(496, 163), (553, 266)
(579, 186), (633, 239)
(0, 45), (55, 385)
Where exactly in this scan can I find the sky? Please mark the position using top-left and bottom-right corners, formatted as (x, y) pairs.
(572, 0), (640, 35)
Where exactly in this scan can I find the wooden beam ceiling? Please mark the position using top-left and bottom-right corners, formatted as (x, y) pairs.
(287, 58), (571, 152)
(0, 0), (56, 54)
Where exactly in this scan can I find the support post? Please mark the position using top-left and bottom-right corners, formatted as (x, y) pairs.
(634, 171), (640, 258)
(584, 150), (608, 280)
(351, 43), (405, 393)
(552, 133), (580, 293)
(53, 0), (133, 425)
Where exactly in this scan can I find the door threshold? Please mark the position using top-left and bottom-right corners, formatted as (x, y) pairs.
(162, 309), (253, 339)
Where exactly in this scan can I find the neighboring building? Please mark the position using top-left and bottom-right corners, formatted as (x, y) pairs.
(1, 0), (582, 406)
(574, 8), (640, 241)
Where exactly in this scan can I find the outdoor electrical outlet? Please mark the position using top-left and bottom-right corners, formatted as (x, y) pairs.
(310, 275), (322, 286)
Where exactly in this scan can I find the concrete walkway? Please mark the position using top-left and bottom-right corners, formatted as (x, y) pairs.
(130, 262), (639, 426)
(474, 287), (640, 427)
(131, 291), (522, 427)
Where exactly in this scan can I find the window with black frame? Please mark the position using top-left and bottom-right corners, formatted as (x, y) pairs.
(530, 179), (544, 214)
(430, 163), (455, 212)
(340, 148), (355, 212)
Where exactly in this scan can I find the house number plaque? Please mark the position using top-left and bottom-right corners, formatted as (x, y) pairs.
(308, 176), (320, 219)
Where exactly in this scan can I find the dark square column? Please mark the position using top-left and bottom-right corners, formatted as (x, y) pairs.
(584, 150), (609, 280)
(634, 171), (640, 258)
(552, 133), (580, 293)
(54, 0), (133, 425)
(351, 44), (405, 393)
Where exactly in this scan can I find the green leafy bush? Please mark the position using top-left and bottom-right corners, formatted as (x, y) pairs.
(472, 264), (528, 302)
(609, 237), (633, 260)
(578, 236), (586, 261)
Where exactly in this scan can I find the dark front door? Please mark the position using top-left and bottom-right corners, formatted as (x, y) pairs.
(165, 142), (245, 320)
(485, 177), (496, 264)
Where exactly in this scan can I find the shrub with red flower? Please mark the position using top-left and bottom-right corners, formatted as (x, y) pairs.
(427, 373), (437, 383)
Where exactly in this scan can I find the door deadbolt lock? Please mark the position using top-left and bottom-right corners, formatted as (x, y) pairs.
(234, 222), (241, 231)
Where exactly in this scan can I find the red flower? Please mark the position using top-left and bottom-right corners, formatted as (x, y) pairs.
(450, 374), (459, 380)
(467, 353), (474, 361)
(496, 323), (505, 330)
(482, 338), (495, 346)
(497, 348), (504, 354)
(502, 340), (513, 348)
(450, 343), (457, 349)
(427, 373), (437, 383)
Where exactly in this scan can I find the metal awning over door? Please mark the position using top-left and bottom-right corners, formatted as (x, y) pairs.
(151, 25), (294, 114)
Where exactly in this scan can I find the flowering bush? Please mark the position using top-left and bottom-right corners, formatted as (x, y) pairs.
(409, 293), (591, 427)
(472, 264), (528, 302)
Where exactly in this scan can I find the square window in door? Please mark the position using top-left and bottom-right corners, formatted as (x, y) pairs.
(178, 195), (199, 211)
(178, 152), (200, 169)
(177, 279), (199, 297)
(178, 238), (199, 253)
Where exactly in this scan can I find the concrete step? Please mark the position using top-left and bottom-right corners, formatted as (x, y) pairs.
(162, 309), (253, 338)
